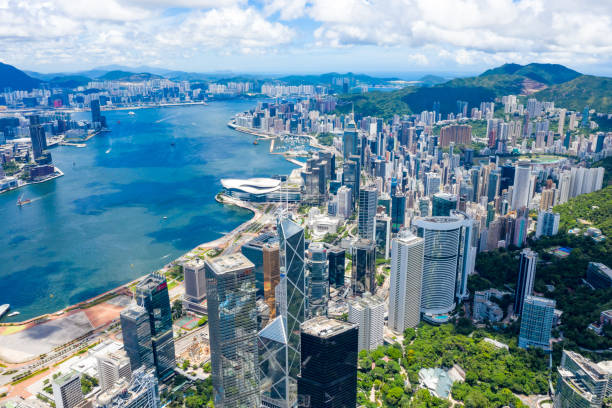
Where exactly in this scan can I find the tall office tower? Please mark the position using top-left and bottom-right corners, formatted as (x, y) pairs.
(432, 192), (457, 216)
(297, 317), (358, 408)
(391, 192), (406, 233)
(424, 172), (441, 197)
(413, 216), (464, 319)
(553, 350), (612, 408)
(358, 185), (377, 240)
(518, 295), (555, 351)
(134, 274), (175, 381)
(306, 243), (329, 318)
(343, 119), (358, 161)
(595, 132), (606, 153)
(348, 294), (385, 352)
(342, 158), (359, 206)
(511, 160), (532, 210)
(469, 168), (481, 202)
(327, 246), (345, 288)
(535, 210), (560, 239)
(182, 258), (207, 314)
(95, 367), (160, 408)
(512, 208), (529, 248)
(206, 253), (260, 408)
(337, 185), (353, 219)
(277, 217), (306, 386)
(455, 214), (476, 300)
(514, 248), (537, 316)
(258, 316), (293, 408)
(487, 170), (501, 202)
(241, 232), (279, 298)
(351, 239), (377, 296)
(374, 215), (391, 260)
(120, 304), (154, 372)
(581, 105), (590, 127)
(500, 163), (515, 192)
(29, 122), (47, 160)
(263, 243), (280, 319)
(96, 349), (132, 391)
(91, 99), (102, 124)
(52, 372), (83, 408)
(388, 231), (424, 332)
(418, 196), (431, 217)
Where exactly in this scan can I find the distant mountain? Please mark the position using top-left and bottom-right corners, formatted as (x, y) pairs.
(480, 63), (581, 85)
(278, 72), (398, 86)
(97, 70), (163, 81)
(419, 75), (447, 85)
(535, 75), (612, 112)
(48, 75), (91, 88)
(0, 62), (42, 91)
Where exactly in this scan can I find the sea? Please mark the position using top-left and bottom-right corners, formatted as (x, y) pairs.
(0, 100), (296, 321)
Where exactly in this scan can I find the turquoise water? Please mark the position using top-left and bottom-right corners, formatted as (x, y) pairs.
(0, 101), (296, 321)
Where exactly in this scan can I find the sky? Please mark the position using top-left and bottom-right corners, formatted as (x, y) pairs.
(2, 0), (612, 76)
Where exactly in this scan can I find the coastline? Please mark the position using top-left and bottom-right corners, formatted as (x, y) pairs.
(0, 167), (64, 195)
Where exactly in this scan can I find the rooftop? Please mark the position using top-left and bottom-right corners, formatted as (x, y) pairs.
(206, 253), (254, 275)
(135, 273), (166, 293)
(183, 257), (206, 270)
(301, 316), (356, 338)
(221, 177), (281, 194)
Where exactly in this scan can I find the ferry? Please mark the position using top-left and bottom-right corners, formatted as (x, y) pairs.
(128, 111), (135, 116)
(0, 304), (9, 319)
(17, 194), (32, 206)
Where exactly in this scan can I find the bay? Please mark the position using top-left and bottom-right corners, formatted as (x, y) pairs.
(0, 100), (295, 321)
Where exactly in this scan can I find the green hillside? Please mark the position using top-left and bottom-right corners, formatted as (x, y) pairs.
(480, 63), (581, 85)
(535, 75), (612, 113)
(98, 70), (163, 81)
(48, 75), (91, 88)
(554, 185), (612, 236)
(0, 62), (42, 90)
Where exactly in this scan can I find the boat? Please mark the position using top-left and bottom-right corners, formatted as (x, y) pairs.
(170, 142), (175, 146)
(17, 194), (32, 206)
(128, 111), (135, 116)
(253, 140), (259, 145)
(7, 311), (19, 318)
(163, 216), (168, 220)
(0, 304), (9, 319)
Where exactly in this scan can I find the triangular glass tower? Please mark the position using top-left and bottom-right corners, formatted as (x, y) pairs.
(259, 316), (293, 407)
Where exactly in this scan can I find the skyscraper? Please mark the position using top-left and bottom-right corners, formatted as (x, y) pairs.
(342, 157), (360, 207)
(518, 295), (555, 351)
(358, 185), (377, 240)
(182, 258), (207, 314)
(348, 294), (385, 352)
(337, 185), (353, 219)
(52, 372), (83, 408)
(342, 120), (358, 161)
(391, 192), (406, 233)
(424, 172), (441, 197)
(277, 217), (306, 387)
(553, 350), (611, 408)
(326, 246), (345, 288)
(29, 116), (47, 161)
(297, 317), (358, 408)
(306, 242), (329, 318)
(511, 160), (532, 210)
(258, 316), (292, 408)
(432, 192), (457, 217)
(134, 274), (175, 381)
(413, 216), (465, 319)
(241, 232), (279, 298)
(389, 231), (424, 332)
(120, 304), (154, 372)
(263, 243), (281, 319)
(96, 349), (132, 391)
(206, 253), (260, 408)
(351, 238), (376, 296)
(514, 248), (537, 316)
(374, 214), (391, 260)
(91, 99), (102, 124)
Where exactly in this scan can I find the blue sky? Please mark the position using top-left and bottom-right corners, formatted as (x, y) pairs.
(2, 0), (612, 76)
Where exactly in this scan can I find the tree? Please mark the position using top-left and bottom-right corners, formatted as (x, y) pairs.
(385, 386), (404, 406)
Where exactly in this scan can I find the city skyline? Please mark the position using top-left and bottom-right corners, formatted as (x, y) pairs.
(3, 0), (612, 76)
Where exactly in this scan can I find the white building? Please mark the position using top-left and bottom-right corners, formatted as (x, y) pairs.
(511, 160), (533, 210)
(52, 372), (83, 408)
(348, 294), (385, 352)
(96, 349), (132, 392)
(388, 231), (424, 332)
(536, 210), (560, 239)
(337, 185), (352, 219)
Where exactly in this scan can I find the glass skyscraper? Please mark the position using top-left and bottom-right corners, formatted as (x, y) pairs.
(326, 246), (345, 288)
(134, 273), (175, 381)
(206, 253), (260, 408)
(306, 242), (329, 318)
(120, 304), (154, 372)
(351, 239), (376, 296)
(518, 295), (555, 352)
(515, 248), (537, 316)
(277, 217), (306, 389)
(259, 316), (292, 408)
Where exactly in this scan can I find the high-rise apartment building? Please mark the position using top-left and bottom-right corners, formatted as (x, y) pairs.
(350, 239), (376, 296)
(553, 350), (611, 408)
(586, 262), (612, 289)
(511, 160), (532, 210)
(120, 304), (154, 373)
(514, 248), (537, 316)
(535, 210), (560, 239)
(358, 185), (377, 241)
(439, 124), (471, 147)
(297, 317), (358, 408)
(134, 274), (175, 381)
(348, 294), (385, 351)
(306, 242), (329, 318)
(206, 253), (260, 408)
(518, 295), (555, 351)
(388, 231), (424, 332)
